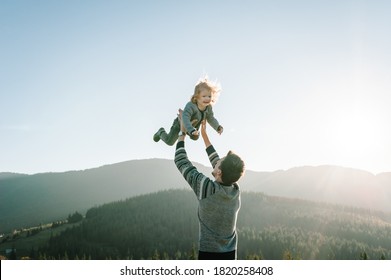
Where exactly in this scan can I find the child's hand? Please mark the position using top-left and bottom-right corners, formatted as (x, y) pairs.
(217, 126), (224, 135)
(192, 130), (199, 136)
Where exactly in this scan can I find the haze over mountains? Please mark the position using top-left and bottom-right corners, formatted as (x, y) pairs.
(1, 158), (390, 232)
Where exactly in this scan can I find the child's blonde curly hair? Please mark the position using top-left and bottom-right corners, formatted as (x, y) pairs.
(190, 76), (221, 105)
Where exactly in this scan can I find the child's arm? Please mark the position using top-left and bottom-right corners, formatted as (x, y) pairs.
(182, 103), (198, 135)
(206, 107), (223, 134)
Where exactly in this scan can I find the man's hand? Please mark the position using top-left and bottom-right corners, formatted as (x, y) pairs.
(190, 119), (199, 136)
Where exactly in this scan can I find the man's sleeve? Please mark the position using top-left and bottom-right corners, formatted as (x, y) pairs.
(206, 145), (220, 168)
(175, 141), (216, 199)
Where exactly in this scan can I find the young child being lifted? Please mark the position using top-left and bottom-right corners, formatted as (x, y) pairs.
(153, 76), (223, 145)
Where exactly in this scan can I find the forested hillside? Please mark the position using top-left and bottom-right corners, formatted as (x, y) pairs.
(30, 190), (391, 260)
(1, 159), (391, 233)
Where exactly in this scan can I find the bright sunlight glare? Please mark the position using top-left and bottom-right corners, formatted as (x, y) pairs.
(327, 104), (387, 171)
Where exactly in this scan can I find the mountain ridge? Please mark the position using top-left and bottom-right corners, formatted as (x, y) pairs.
(1, 158), (390, 233)
(2, 160), (389, 177)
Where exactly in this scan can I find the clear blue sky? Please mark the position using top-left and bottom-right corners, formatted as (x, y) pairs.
(1, 0), (391, 175)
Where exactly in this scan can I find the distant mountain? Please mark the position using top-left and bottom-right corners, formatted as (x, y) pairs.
(0, 173), (28, 180)
(1, 159), (390, 233)
(242, 165), (391, 212)
(0, 159), (189, 232)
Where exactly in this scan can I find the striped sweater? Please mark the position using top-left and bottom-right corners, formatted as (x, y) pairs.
(175, 141), (241, 253)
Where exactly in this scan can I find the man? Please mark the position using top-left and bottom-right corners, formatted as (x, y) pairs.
(174, 110), (245, 260)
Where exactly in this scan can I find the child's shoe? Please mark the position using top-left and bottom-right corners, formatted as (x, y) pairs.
(153, 128), (165, 142)
(190, 133), (199, 141)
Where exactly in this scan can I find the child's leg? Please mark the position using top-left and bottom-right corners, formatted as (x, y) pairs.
(159, 117), (180, 146)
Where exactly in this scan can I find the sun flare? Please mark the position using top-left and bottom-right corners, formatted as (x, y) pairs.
(326, 105), (387, 171)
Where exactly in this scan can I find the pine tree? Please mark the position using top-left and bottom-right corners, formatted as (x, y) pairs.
(9, 244), (17, 260)
(29, 246), (36, 259)
(152, 249), (160, 260)
(283, 250), (294, 260)
(189, 244), (197, 260)
(175, 250), (182, 260)
(359, 252), (368, 260)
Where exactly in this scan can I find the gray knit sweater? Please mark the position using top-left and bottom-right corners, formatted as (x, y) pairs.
(182, 101), (221, 135)
(174, 141), (241, 253)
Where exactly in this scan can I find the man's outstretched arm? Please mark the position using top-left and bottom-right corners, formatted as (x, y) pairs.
(175, 111), (216, 199)
(201, 120), (220, 168)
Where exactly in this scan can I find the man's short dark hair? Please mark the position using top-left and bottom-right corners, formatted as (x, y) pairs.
(220, 151), (245, 185)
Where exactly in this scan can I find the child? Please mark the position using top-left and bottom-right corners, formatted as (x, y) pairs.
(153, 77), (224, 146)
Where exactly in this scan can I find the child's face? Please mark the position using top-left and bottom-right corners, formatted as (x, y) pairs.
(197, 89), (212, 107)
